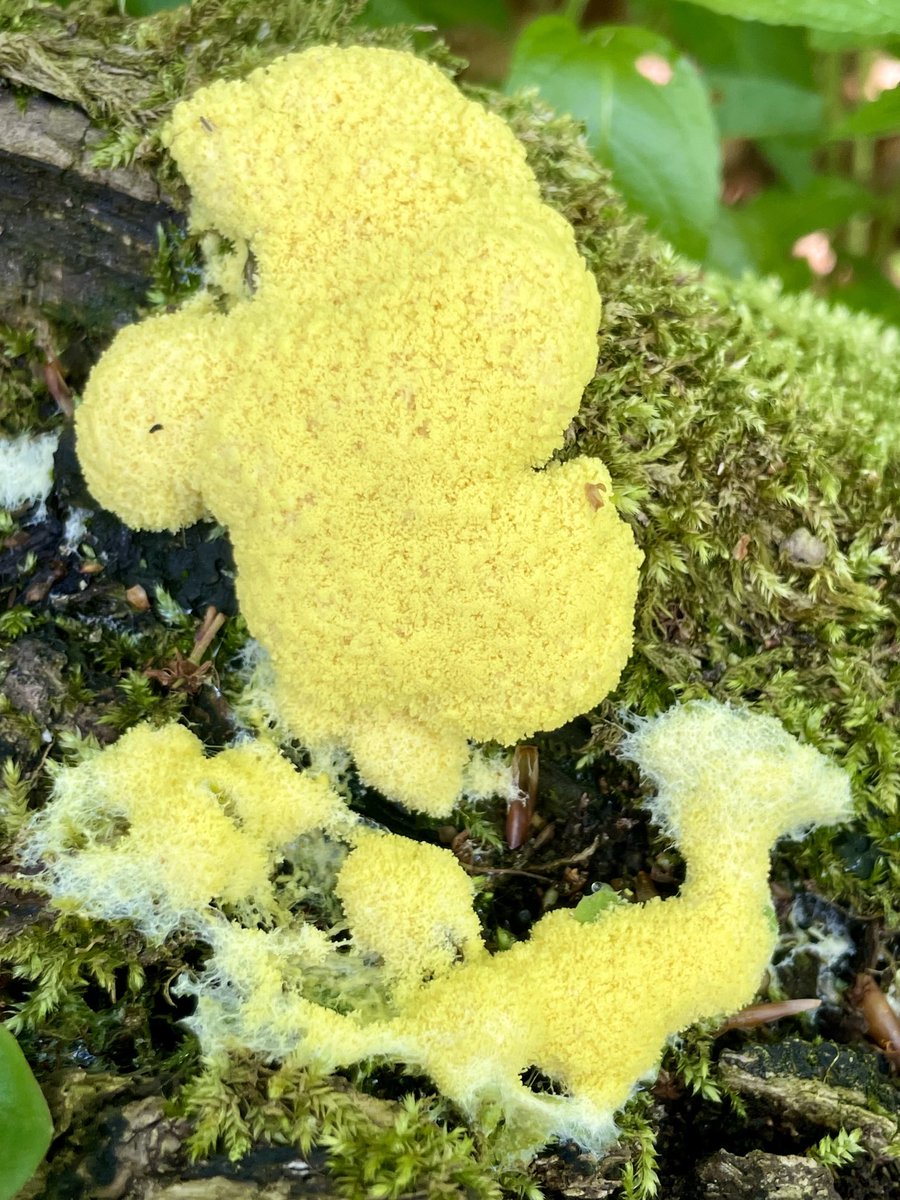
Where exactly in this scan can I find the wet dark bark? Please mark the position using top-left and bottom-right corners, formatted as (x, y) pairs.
(0, 90), (173, 339)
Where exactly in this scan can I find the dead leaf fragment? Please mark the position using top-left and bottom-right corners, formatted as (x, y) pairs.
(125, 584), (151, 611)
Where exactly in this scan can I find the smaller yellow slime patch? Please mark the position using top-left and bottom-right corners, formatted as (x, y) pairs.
(26, 724), (347, 937)
(28, 703), (850, 1157)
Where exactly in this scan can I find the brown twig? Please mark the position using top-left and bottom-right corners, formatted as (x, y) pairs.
(461, 864), (555, 883)
(144, 606), (226, 694)
(42, 352), (73, 419)
(191, 605), (226, 664)
(506, 743), (539, 849)
(462, 835), (602, 884)
(716, 998), (821, 1035)
(534, 836), (601, 872)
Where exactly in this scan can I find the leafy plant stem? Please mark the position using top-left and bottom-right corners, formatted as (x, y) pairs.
(846, 134), (875, 257)
(561, 0), (588, 27)
(822, 50), (844, 177)
(846, 51), (877, 259)
(871, 187), (900, 266)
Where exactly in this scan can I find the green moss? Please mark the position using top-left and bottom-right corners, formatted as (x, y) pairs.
(145, 222), (204, 311)
(0, 0), (430, 190)
(0, 897), (196, 1072)
(0, 324), (58, 437)
(808, 1126), (866, 1171)
(178, 1054), (536, 1200)
(0, 759), (33, 840)
(616, 1093), (661, 1200)
(483, 95), (900, 920)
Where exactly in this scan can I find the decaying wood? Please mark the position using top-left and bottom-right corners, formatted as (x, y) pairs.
(718, 1043), (900, 1159)
(696, 1150), (839, 1200)
(0, 89), (174, 336)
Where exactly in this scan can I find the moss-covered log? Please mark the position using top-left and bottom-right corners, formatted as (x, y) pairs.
(1, 2), (899, 1198)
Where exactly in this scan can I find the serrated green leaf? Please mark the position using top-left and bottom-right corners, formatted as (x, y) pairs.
(830, 85), (900, 137)
(506, 17), (720, 259)
(675, 0), (900, 37)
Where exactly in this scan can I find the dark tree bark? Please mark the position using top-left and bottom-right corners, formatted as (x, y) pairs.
(0, 90), (174, 342)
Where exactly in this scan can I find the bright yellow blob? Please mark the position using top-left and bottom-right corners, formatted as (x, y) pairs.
(28, 703), (850, 1157)
(75, 46), (641, 815)
(27, 723), (347, 937)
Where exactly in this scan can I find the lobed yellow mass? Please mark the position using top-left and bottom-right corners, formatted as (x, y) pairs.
(75, 46), (642, 815)
(26, 723), (349, 938)
(58, 42), (850, 1166)
(328, 702), (852, 1152)
(28, 703), (851, 1157)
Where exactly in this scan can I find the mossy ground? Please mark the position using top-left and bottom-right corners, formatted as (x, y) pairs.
(1, 1), (898, 1197)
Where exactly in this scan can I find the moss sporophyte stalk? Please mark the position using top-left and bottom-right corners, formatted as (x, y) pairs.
(16, 42), (858, 1167)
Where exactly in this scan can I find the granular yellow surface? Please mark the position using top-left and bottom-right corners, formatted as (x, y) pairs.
(336, 828), (485, 1002)
(75, 46), (641, 814)
(26, 723), (347, 938)
(28, 703), (851, 1156)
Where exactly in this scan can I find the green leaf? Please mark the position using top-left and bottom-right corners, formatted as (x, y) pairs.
(361, 0), (511, 31)
(809, 28), (900, 51)
(826, 254), (900, 319)
(573, 885), (624, 923)
(758, 134), (819, 190)
(674, 0), (900, 37)
(125, 0), (186, 14)
(506, 18), (720, 259)
(706, 206), (756, 277)
(706, 176), (877, 282)
(662, 2), (823, 137)
(0, 1025), (53, 1200)
(830, 85), (900, 137)
(709, 75), (823, 137)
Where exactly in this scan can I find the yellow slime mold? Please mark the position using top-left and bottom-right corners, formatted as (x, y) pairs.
(28, 703), (851, 1156)
(75, 47), (641, 815)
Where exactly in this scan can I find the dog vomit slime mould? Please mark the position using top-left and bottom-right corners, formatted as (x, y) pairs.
(29, 703), (851, 1157)
(75, 46), (641, 815)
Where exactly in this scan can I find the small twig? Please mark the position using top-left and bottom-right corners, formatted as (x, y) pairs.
(507, 743), (539, 849)
(190, 605), (226, 664)
(463, 836), (602, 885)
(535, 835), (602, 872)
(462, 864), (555, 884)
(145, 606), (225, 694)
(524, 820), (556, 856)
(42, 352), (73, 419)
